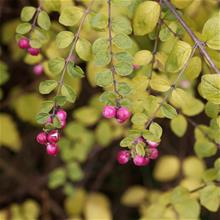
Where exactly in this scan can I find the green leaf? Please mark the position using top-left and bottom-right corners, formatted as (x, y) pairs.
(205, 101), (219, 118)
(54, 96), (67, 106)
(0, 114), (21, 151)
(99, 91), (117, 105)
(48, 168), (66, 189)
(61, 84), (76, 103)
(165, 40), (192, 73)
(170, 115), (187, 137)
(133, 1), (160, 36)
(16, 23), (31, 34)
(48, 57), (65, 75)
(66, 162), (84, 181)
(40, 100), (54, 113)
(39, 80), (58, 94)
(115, 62), (133, 76)
(92, 38), (109, 54)
(150, 74), (170, 92)
(202, 15), (220, 50)
(200, 74), (220, 104)
(112, 33), (132, 49)
(76, 38), (92, 61)
(94, 51), (111, 66)
(29, 27), (49, 48)
(91, 13), (108, 30)
(150, 122), (163, 139)
(133, 50), (152, 66)
(194, 140), (217, 158)
(56, 31), (74, 49)
(131, 113), (148, 128)
(21, 6), (36, 22)
(37, 11), (51, 30)
(118, 82), (131, 96)
(35, 112), (49, 124)
(112, 16), (132, 35)
(114, 52), (133, 63)
(59, 6), (83, 26)
(120, 137), (134, 147)
(200, 185), (220, 212)
(67, 62), (84, 78)
(96, 69), (113, 87)
(161, 103), (177, 119)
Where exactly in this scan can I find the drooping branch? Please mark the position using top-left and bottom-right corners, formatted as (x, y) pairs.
(145, 44), (198, 128)
(162, 0), (220, 75)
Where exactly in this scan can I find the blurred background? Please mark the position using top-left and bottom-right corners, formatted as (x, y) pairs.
(0, 0), (220, 220)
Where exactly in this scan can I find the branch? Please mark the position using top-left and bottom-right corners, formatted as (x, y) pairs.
(145, 44), (198, 128)
(162, 0), (220, 75)
(107, 0), (121, 104)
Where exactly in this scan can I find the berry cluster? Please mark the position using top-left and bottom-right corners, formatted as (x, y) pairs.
(36, 108), (67, 156)
(117, 137), (160, 166)
(18, 37), (40, 56)
(102, 105), (131, 123)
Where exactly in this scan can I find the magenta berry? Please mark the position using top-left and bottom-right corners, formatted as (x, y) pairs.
(133, 64), (140, 70)
(56, 109), (67, 121)
(147, 140), (159, 148)
(133, 155), (149, 166)
(47, 130), (60, 143)
(18, 37), (30, 49)
(117, 150), (130, 165)
(116, 107), (131, 123)
(33, 64), (44, 75)
(149, 148), (159, 159)
(28, 47), (40, 56)
(102, 105), (117, 119)
(36, 132), (47, 145)
(46, 143), (59, 156)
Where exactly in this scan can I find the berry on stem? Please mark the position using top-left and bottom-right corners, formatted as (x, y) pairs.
(36, 132), (47, 145)
(56, 109), (67, 121)
(147, 140), (159, 148)
(149, 148), (159, 159)
(117, 150), (130, 165)
(18, 37), (30, 49)
(46, 143), (59, 156)
(133, 155), (149, 166)
(33, 64), (44, 75)
(116, 107), (131, 123)
(102, 105), (117, 119)
(47, 130), (60, 143)
(28, 47), (40, 56)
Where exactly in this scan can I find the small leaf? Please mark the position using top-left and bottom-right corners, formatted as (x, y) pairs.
(61, 84), (76, 103)
(54, 96), (67, 106)
(16, 23), (31, 34)
(21, 6), (36, 22)
(194, 140), (217, 158)
(39, 80), (58, 94)
(76, 38), (92, 61)
(170, 115), (187, 137)
(150, 74), (170, 92)
(96, 69), (113, 87)
(161, 103), (177, 119)
(48, 168), (66, 189)
(36, 112), (49, 124)
(56, 31), (74, 49)
(91, 13), (108, 30)
(40, 100), (54, 113)
(67, 62), (84, 78)
(112, 33), (132, 49)
(37, 11), (51, 30)
(133, 50), (152, 66)
(48, 57), (65, 75)
(118, 82), (131, 96)
(115, 62), (133, 76)
(66, 162), (83, 181)
(112, 16), (132, 35)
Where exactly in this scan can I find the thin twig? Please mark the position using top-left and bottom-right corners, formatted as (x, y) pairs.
(160, 18), (181, 38)
(107, 0), (121, 105)
(145, 44), (198, 128)
(162, 0), (220, 75)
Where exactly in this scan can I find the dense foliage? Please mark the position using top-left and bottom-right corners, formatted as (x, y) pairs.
(0, 0), (220, 219)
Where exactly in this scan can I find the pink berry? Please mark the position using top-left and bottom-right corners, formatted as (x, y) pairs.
(46, 143), (59, 156)
(36, 132), (47, 145)
(133, 64), (140, 70)
(149, 148), (159, 159)
(180, 80), (190, 89)
(147, 140), (159, 148)
(56, 109), (67, 121)
(102, 105), (117, 119)
(133, 155), (150, 166)
(117, 150), (130, 165)
(18, 37), (30, 49)
(116, 107), (131, 123)
(33, 64), (44, 75)
(47, 130), (60, 143)
(28, 47), (40, 56)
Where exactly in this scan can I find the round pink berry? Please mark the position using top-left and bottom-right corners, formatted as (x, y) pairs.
(18, 37), (30, 49)
(46, 143), (59, 156)
(102, 105), (117, 119)
(133, 155), (150, 166)
(36, 132), (47, 145)
(117, 150), (130, 165)
(180, 80), (190, 89)
(47, 130), (60, 143)
(147, 140), (159, 148)
(133, 64), (140, 70)
(28, 47), (40, 56)
(33, 64), (44, 75)
(116, 107), (131, 123)
(56, 109), (67, 121)
(149, 148), (159, 159)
